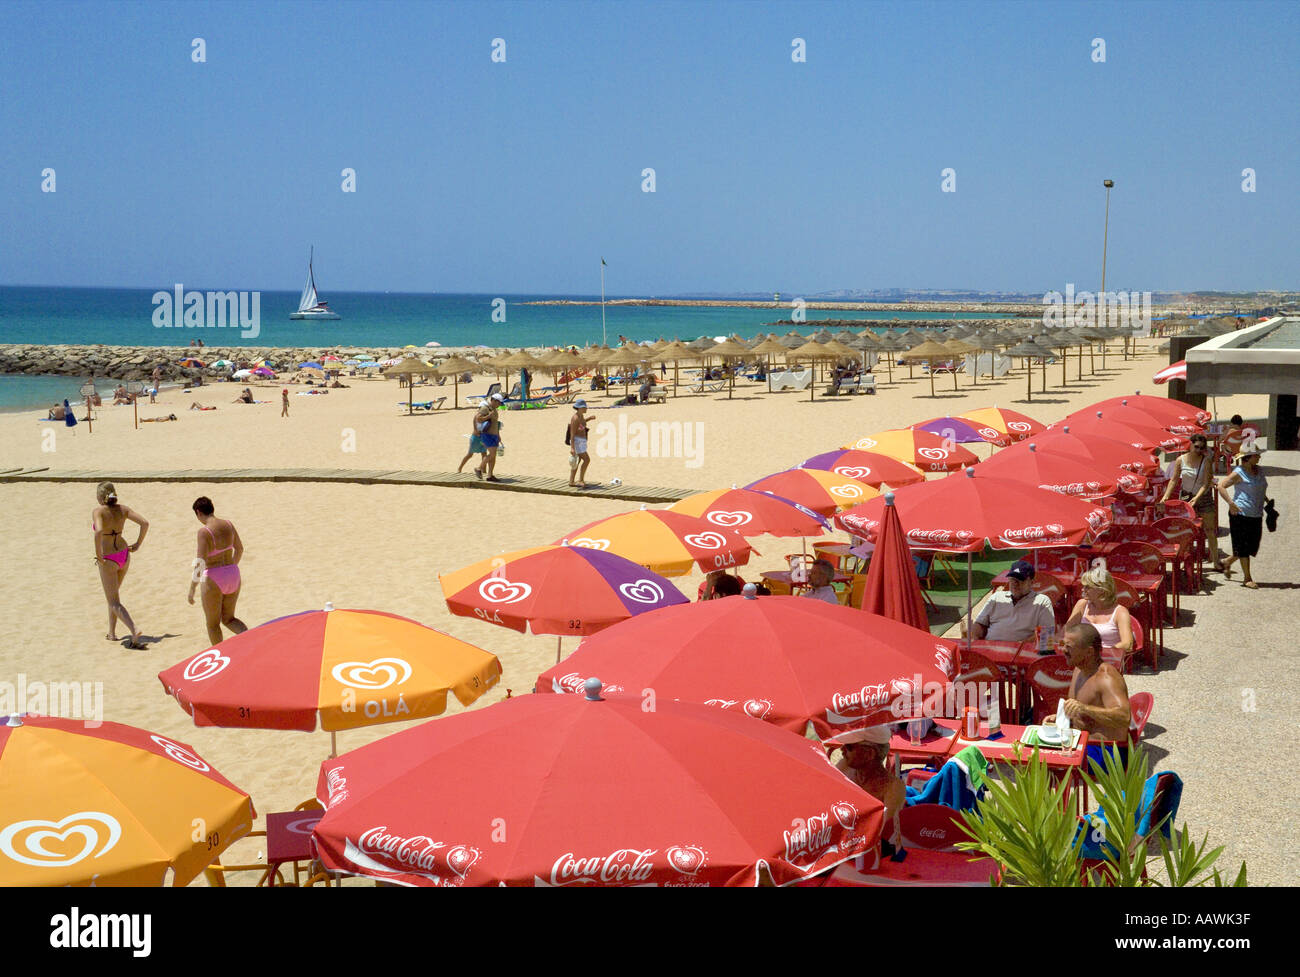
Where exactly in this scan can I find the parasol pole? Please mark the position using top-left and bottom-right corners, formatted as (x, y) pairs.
(556, 636), (563, 665)
(966, 551), (974, 657)
(330, 730), (337, 759)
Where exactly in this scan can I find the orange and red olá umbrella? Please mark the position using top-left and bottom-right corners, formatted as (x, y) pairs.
(669, 487), (830, 538)
(158, 607), (502, 733)
(551, 509), (754, 577)
(440, 544), (689, 635)
(0, 714), (253, 886)
(843, 429), (979, 472)
(536, 593), (955, 739)
(799, 449), (926, 489)
(745, 468), (880, 516)
(954, 407), (1045, 444)
(312, 689), (885, 886)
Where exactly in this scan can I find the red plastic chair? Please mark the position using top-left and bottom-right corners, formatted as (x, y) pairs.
(1128, 692), (1154, 745)
(1031, 571), (1071, 627)
(1151, 516), (1202, 591)
(1107, 541), (1164, 576)
(899, 804), (973, 852)
(956, 650), (1010, 717)
(1026, 655), (1075, 724)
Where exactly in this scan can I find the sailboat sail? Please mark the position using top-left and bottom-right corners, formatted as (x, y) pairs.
(298, 262), (319, 313)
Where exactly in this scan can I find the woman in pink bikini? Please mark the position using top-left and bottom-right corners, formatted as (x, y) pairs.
(92, 482), (148, 648)
(1065, 566), (1134, 671)
(188, 496), (248, 644)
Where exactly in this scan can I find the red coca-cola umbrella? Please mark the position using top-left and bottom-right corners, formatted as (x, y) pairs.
(836, 467), (1112, 637)
(860, 492), (930, 631)
(312, 686), (885, 886)
(1091, 394), (1209, 427)
(1055, 410), (1189, 453)
(976, 442), (1122, 500)
(1002, 424), (1158, 476)
(536, 592), (955, 739)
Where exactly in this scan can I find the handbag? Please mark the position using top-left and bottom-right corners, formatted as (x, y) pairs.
(1265, 497), (1279, 533)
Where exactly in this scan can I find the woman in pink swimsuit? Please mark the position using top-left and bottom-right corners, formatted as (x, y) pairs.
(92, 481), (148, 648)
(188, 496), (248, 644)
(1065, 566), (1133, 670)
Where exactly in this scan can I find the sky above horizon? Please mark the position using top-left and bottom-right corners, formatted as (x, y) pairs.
(2, 0), (1297, 297)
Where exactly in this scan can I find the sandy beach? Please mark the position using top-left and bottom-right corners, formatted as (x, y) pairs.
(2, 338), (1290, 884)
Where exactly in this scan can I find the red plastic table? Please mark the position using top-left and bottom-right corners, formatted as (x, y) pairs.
(266, 810), (323, 887)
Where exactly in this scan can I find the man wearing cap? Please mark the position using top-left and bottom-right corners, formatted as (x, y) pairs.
(474, 393), (504, 482)
(568, 399), (591, 488)
(970, 559), (1055, 642)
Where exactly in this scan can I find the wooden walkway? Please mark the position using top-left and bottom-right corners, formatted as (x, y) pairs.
(0, 467), (695, 503)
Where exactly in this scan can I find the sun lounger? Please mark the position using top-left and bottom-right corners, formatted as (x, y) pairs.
(465, 382), (502, 407)
(399, 397), (448, 413)
(549, 389), (578, 405)
(688, 379), (726, 393)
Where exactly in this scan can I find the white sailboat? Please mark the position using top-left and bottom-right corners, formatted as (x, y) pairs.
(290, 247), (341, 320)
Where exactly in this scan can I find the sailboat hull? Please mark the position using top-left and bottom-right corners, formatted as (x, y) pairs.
(290, 309), (342, 320)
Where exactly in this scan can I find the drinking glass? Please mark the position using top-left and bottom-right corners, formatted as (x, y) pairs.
(907, 719), (925, 747)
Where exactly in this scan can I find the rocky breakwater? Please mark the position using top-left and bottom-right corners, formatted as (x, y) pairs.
(0, 344), (508, 383)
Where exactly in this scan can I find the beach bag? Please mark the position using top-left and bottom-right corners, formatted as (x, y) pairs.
(1265, 497), (1278, 533)
(564, 425), (572, 447)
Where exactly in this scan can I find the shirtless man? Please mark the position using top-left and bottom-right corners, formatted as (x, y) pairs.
(1061, 622), (1132, 773)
(833, 726), (905, 856)
(568, 399), (591, 487)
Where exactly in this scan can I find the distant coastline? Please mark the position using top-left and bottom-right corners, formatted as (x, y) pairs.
(522, 298), (1045, 315)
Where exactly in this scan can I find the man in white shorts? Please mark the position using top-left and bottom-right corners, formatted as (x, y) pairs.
(568, 399), (591, 488)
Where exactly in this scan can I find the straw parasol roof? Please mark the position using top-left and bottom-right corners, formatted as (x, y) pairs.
(810, 329), (834, 344)
(706, 339), (752, 359)
(604, 344), (651, 367)
(901, 340), (952, 361)
(787, 340), (836, 360)
(849, 332), (883, 351)
(822, 340), (858, 359)
(434, 355), (482, 375)
(687, 336), (717, 352)
(751, 337), (791, 356)
(382, 355), (438, 376)
(657, 341), (700, 361)
(778, 330), (808, 348)
(495, 350), (546, 370)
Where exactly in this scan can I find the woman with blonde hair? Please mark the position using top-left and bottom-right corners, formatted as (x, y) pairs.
(91, 481), (148, 648)
(1065, 565), (1134, 669)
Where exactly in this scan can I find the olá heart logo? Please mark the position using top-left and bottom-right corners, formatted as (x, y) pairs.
(619, 579), (665, 604)
(568, 537), (610, 550)
(683, 531), (725, 550)
(149, 735), (211, 772)
(331, 658), (413, 691)
(182, 648), (230, 682)
(478, 577), (532, 605)
(707, 510), (751, 528)
(0, 812), (122, 868)
(666, 845), (706, 875)
(831, 802), (857, 830)
(835, 466), (871, 480)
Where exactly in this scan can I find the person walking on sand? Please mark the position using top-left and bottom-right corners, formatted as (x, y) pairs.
(457, 411), (488, 473)
(281, 388), (289, 417)
(92, 482), (148, 648)
(188, 496), (248, 644)
(568, 399), (591, 488)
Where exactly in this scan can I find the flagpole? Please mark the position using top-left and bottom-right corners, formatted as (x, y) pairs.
(600, 258), (607, 347)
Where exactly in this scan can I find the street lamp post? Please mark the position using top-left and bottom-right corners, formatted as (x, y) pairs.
(1100, 179), (1121, 359)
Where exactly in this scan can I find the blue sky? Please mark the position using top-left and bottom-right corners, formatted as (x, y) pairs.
(2, 0), (1297, 295)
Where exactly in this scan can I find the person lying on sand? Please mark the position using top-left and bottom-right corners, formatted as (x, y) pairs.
(141, 414), (178, 422)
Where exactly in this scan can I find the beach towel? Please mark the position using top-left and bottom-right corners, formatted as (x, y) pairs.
(1076, 771), (1183, 860)
(904, 746), (988, 811)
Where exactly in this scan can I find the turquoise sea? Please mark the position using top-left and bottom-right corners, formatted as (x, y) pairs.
(0, 286), (1008, 409)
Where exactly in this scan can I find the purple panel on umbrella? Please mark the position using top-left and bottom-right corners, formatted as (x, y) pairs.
(913, 418), (987, 443)
(800, 450), (847, 470)
(573, 547), (690, 616)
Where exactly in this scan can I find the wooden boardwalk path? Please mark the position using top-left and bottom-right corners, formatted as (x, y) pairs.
(0, 467), (695, 503)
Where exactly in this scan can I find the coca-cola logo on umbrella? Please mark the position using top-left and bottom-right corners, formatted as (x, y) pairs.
(742, 698), (773, 719)
(831, 802), (857, 831)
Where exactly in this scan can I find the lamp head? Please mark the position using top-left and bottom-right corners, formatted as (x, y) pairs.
(1103, 179), (1114, 188)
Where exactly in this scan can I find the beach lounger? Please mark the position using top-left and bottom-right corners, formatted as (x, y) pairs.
(549, 389), (578, 405)
(466, 382), (502, 407)
(400, 397), (448, 413)
(688, 379), (726, 393)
